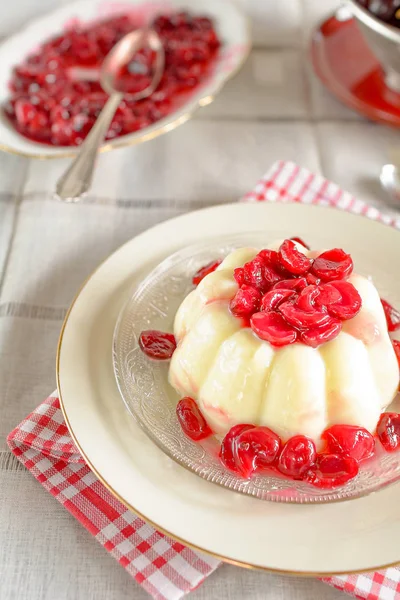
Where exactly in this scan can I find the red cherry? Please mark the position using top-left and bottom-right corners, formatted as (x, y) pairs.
(250, 312), (297, 346)
(277, 435), (317, 479)
(235, 426), (281, 478)
(230, 285), (261, 318)
(139, 330), (176, 360)
(299, 318), (341, 347)
(305, 454), (359, 488)
(273, 277), (307, 292)
(233, 267), (244, 287)
(258, 248), (292, 278)
(260, 289), (296, 312)
(243, 257), (280, 292)
(381, 299), (400, 332)
(279, 302), (331, 329)
(278, 239), (312, 275)
(322, 425), (375, 461)
(176, 397), (212, 441)
(316, 281), (362, 320)
(219, 423), (254, 472)
(192, 259), (222, 285)
(393, 340), (400, 369)
(377, 412), (400, 452)
(306, 272), (321, 286)
(311, 249), (353, 282)
(290, 236), (310, 250)
(296, 285), (321, 311)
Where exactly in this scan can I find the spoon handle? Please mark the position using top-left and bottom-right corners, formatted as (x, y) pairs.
(55, 92), (123, 202)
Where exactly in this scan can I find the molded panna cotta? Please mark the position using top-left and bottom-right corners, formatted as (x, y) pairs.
(168, 240), (399, 447)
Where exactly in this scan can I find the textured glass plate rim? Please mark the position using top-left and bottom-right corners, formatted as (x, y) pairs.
(113, 232), (400, 504)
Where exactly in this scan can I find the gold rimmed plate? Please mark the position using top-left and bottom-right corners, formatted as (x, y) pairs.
(58, 202), (400, 574)
(0, 0), (250, 159)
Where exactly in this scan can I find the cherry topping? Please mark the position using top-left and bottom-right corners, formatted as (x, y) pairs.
(279, 302), (331, 329)
(295, 285), (321, 311)
(381, 299), (400, 332)
(219, 423), (253, 472)
(243, 257), (280, 292)
(377, 412), (400, 452)
(250, 312), (297, 346)
(233, 267), (245, 287)
(235, 426), (281, 478)
(139, 330), (176, 360)
(316, 281), (362, 320)
(306, 272), (321, 286)
(299, 318), (342, 348)
(322, 425), (375, 461)
(192, 259), (221, 285)
(305, 454), (359, 488)
(278, 239), (312, 275)
(273, 277), (307, 292)
(260, 288), (296, 312)
(277, 435), (316, 479)
(311, 248), (353, 282)
(230, 285), (261, 318)
(176, 397), (212, 441)
(290, 236), (310, 250)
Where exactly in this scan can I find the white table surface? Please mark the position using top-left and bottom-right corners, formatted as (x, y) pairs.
(0, 1), (399, 598)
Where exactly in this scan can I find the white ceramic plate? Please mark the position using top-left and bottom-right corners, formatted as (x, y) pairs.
(0, 0), (249, 158)
(58, 202), (400, 574)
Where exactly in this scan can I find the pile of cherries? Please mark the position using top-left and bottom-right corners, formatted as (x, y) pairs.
(138, 237), (400, 489)
(4, 11), (220, 146)
(357, 0), (400, 27)
(228, 238), (362, 349)
(174, 396), (400, 488)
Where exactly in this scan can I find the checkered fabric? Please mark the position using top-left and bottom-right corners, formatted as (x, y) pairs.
(7, 161), (400, 599)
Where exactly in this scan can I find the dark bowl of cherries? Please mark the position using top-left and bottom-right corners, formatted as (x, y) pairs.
(349, 0), (400, 92)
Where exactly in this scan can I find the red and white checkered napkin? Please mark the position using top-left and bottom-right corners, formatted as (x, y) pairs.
(7, 161), (400, 600)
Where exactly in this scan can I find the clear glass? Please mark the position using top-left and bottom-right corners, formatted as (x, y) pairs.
(113, 233), (400, 503)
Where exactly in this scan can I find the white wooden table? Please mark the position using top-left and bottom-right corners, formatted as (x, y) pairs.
(0, 1), (398, 598)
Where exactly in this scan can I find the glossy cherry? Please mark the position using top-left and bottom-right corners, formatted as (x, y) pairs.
(278, 239), (312, 275)
(230, 285), (261, 318)
(219, 423), (254, 472)
(260, 288), (296, 312)
(250, 311), (297, 346)
(299, 318), (341, 348)
(176, 397), (212, 441)
(277, 435), (316, 479)
(377, 412), (400, 452)
(139, 330), (176, 360)
(311, 248), (353, 282)
(322, 424), (375, 461)
(316, 281), (361, 320)
(279, 301), (331, 329)
(235, 426), (282, 478)
(243, 257), (280, 292)
(381, 299), (400, 332)
(305, 453), (359, 488)
(192, 259), (221, 285)
(273, 277), (307, 292)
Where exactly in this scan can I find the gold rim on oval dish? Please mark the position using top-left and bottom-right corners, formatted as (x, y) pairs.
(0, 6), (251, 160)
(56, 203), (400, 576)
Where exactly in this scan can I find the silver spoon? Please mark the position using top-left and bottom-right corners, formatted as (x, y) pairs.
(380, 163), (400, 207)
(55, 29), (165, 202)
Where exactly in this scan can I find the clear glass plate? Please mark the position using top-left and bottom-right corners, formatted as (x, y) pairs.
(113, 233), (400, 503)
